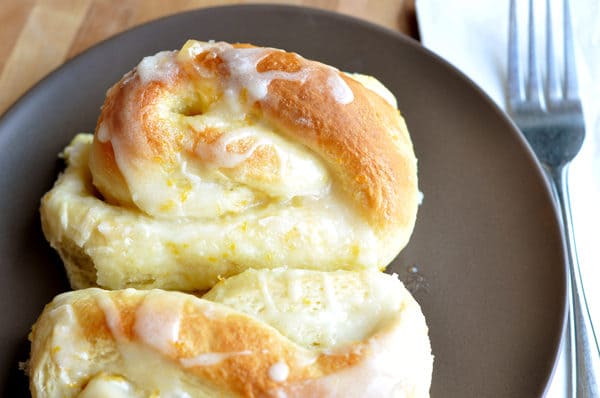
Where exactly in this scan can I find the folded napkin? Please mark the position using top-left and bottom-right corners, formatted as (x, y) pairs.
(416, 0), (600, 396)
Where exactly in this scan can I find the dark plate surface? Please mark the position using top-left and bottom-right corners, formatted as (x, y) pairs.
(0, 5), (565, 397)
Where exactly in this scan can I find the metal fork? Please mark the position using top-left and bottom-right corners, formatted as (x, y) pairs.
(507, 0), (600, 395)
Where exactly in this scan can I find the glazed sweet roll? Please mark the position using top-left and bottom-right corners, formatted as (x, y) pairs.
(40, 40), (419, 291)
(28, 269), (432, 398)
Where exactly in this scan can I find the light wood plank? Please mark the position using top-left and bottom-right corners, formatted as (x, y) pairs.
(0, 0), (37, 75)
(0, 0), (92, 113)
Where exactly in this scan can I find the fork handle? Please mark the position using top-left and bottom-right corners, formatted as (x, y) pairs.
(550, 165), (600, 397)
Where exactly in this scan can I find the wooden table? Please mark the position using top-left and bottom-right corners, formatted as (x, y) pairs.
(0, 0), (418, 116)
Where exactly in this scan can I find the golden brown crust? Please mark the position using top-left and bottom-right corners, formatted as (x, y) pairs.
(256, 62), (417, 228)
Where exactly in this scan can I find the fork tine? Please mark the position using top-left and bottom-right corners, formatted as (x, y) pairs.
(507, 0), (522, 108)
(545, 0), (561, 103)
(563, 0), (579, 100)
(526, 0), (543, 106)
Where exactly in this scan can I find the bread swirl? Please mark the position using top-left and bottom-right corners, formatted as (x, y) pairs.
(29, 269), (432, 398)
(40, 40), (419, 291)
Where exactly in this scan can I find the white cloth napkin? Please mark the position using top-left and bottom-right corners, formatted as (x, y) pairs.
(416, 0), (600, 396)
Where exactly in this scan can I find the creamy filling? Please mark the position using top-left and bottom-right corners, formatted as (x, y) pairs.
(181, 41), (353, 105)
(268, 361), (290, 382)
(136, 50), (179, 85)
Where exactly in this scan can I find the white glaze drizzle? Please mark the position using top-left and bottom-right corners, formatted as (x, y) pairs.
(96, 294), (124, 340)
(258, 271), (278, 314)
(287, 269), (302, 301)
(179, 150), (207, 180)
(97, 221), (113, 235)
(95, 51), (179, 148)
(73, 207), (101, 246)
(136, 50), (179, 85)
(78, 375), (138, 398)
(346, 72), (396, 108)
(93, 293), (201, 398)
(133, 292), (185, 356)
(327, 73), (354, 104)
(274, 389), (288, 398)
(268, 361), (290, 382)
(293, 350), (318, 368)
(180, 350), (252, 367)
(59, 201), (69, 232)
(194, 127), (270, 168)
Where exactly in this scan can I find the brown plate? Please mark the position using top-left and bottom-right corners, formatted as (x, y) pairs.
(0, 5), (565, 397)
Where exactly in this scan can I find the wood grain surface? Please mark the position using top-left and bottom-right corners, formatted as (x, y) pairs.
(0, 0), (418, 116)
